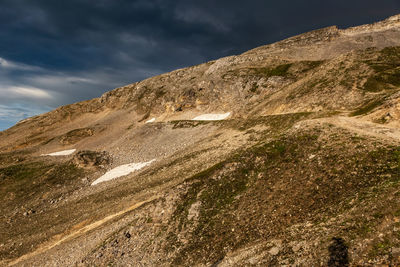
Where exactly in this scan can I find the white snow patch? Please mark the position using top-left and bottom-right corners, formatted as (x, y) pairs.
(91, 159), (156, 186)
(192, 112), (231, 121)
(145, 118), (156, 123)
(41, 149), (76, 156)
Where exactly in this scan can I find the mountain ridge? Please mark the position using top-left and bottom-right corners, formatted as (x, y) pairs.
(1, 14), (400, 266)
(5, 14), (400, 133)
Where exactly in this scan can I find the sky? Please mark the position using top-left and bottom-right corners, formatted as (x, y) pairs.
(0, 0), (399, 130)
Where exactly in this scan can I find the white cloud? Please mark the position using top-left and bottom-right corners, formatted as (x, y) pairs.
(0, 57), (12, 68)
(66, 76), (98, 84)
(0, 57), (43, 71)
(8, 86), (53, 99)
(0, 103), (48, 120)
(28, 74), (99, 87)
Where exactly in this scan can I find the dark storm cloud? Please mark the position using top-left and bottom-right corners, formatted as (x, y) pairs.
(0, 0), (399, 130)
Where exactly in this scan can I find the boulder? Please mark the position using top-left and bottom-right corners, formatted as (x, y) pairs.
(72, 150), (111, 169)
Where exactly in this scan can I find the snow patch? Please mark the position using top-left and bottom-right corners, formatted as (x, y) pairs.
(145, 118), (156, 123)
(192, 112), (231, 121)
(91, 159), (156, 186)
(42, 149), (76, 156)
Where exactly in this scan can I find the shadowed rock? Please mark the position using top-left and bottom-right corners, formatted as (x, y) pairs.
(328, 237), (349, 267)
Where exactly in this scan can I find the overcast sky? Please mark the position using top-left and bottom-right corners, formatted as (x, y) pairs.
(0, 0), (399, 130)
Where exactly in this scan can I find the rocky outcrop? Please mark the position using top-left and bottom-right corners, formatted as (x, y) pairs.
(72, 150), (111, 169)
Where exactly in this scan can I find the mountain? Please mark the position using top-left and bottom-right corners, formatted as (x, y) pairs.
(1, 14), (400, 266)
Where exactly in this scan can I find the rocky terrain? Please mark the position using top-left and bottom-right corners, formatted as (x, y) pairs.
(1, 14), (400, 266)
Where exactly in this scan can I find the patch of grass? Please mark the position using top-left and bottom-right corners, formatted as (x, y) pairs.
(372, 212), (384, 219)
(350, 98), (385, 116)
(356, 223), (373, 237)
(155, 89), (166, 98)
(369, 239), (392, 258)
(363, 46), (400, 91)
(350, 135), (366, 142)
(143, 147), (215, 178)
(269, 140), (286, 155)
(165, 125), (400, 265)
(0, 162), (50, 182)
(287, 77), (332, 100)
(394, 209), (400, 217)
(168, 158), (252, 264)
(0, 162), (84, 198)
(225, 112), (313, 134)
(0, 160), (86, 260)
(378, 46), (400, 67)
(364, 68), (400, 92)
(167, 130), (322, 265)
(303, 60), (324, 70)
(170, 120), (212, 129)
(294, 60), (325, 74)
(225, 63), (294, 80)
(59, 127), (94, 144)
(136, 86), (150, 100)
(339, 77), (354, 88)
(251, 63), (293, 77)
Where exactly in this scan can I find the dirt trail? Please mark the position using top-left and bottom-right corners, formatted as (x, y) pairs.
(7, 195), (160, 266)
(306, 116), (400, 143)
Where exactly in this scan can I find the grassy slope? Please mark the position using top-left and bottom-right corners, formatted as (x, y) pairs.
(81, 114), (400, 266)
(1, 45), (400, 265)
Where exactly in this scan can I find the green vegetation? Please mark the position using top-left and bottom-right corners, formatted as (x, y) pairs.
(0, 161), (83, 200)
(170, 113), (313, 133)
(363, 46), (400, 92)
(0, 162), (49, 182)
(364, 68), (400, 92)
(166, 131), (319, 264)
(299, 60), (325, 72)
(225, 112), (313, 133)
(0, 160), (86, 260)
(251, 63), (293, 77)
(223, 60), (324, 86)
(164, 122), (400, 265)
(223, 63), (293, 80)
(350, 98), (385, 116)
(167, 157), (253, 264)
(155, 88), (166, 98)
(136, 86), (150, 100)
(286, 76), (332, 100)
(60, 127), (94, 144)
(377, 46), (400, 68)
(369, 239), (392, 258)
(170, 120), (212, 129)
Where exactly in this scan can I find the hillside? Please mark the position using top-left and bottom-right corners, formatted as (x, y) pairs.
(1, 14), (400, 266)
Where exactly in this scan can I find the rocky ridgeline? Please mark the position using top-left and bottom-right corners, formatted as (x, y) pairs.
(342, 14), (400, 36)
(5, 14), (400, 137)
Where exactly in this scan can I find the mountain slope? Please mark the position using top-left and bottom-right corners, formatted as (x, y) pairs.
(1, 14), (400, 266)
